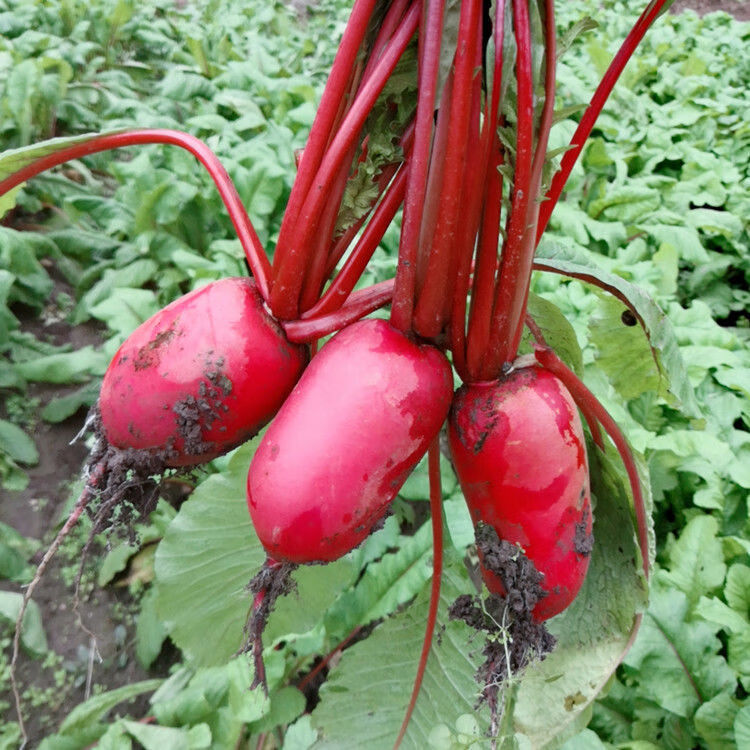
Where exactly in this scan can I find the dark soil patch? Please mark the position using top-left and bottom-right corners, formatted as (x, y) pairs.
(0, 284), (175, 744)
(449, 526), (556, 732)
(671, 0), (750, 22)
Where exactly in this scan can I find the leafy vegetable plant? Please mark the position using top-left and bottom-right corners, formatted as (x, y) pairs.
(5, 0), (747, 747)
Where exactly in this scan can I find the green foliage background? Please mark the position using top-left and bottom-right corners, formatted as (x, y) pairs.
(0, 0), (748, 748)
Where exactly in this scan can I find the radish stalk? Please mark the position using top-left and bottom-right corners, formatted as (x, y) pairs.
(270, 2), (420, 320)
(389, 0), (446, 333)
(393, 437), (443, 750)
(0, 129), (272, 300)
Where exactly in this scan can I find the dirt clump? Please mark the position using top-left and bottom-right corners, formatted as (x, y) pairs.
(449, 525), (556, 730)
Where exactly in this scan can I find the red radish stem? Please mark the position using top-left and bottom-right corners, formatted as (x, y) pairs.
(449, 30), (488, 381)
(413, 69), (454, 301)
(466, 0), (507, 380)
(283, 279), (394, 343)
(412, 0), (482, 340)
(0, 129), (271, 301)
(305, 165), (408, 320)
(389, 0), (446, 333)
(273, 0), (378, 267)
(393, 437), (443, 750)
(486, 0), (538, 368)
(270, 1), (420, 320)
(533, 345), (650, 580)
(503, 0), (558, 361)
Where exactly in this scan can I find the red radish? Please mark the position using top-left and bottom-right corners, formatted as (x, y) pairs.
(247, 318), (453, 563)
(448, 365), (592, 621)
(100, 277), (308, 466)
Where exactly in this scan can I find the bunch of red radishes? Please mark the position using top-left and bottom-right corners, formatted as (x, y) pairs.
(4, 0), (668, 743)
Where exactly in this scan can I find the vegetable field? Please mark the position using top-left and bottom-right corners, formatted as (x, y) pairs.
(0, 0), (748, 748)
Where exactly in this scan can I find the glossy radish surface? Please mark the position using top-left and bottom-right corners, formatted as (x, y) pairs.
(448, 366), (592, 621)
(247, 318), (453, 563)
(100, 277), (308, 466)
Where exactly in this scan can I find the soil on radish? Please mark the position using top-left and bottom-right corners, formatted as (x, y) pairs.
(449, 525), (556, 720)
(574, 506), (594, 556)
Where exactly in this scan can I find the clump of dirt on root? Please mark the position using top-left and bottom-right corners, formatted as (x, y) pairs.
(449, 524), (556, 725)
(244, 559), (298, 691)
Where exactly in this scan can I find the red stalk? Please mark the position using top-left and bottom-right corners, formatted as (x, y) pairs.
(305, 165), (408, 320)
(323, 119), (415, 277)
(298, 140), (361, 312)
(536, 0), (671, 240)
(502, 0), (558, 358)
(412, 0), (482, 341)
(389, 0), (446, 334)
(270, 1), (420, 320)
(393, 436), (443, 749)
(273, 0), (378, 275)
(486, 0), (536, 369)
(449, 30), (486, 381)
(466, 0), (507, 381)
(282, 279), (394, 343)
(524, 315), (604, 450)
(0, 129), (272, 301)
(466, 135), (503, 382)
(413, 72), (453, 299)
(534, 346), (650, 581)
(360, 0), (413, 85)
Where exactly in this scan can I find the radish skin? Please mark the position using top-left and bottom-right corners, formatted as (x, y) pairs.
(100, 277), (308, 466)
(448, 366), (593, 621)
(247, 318), (453, 563)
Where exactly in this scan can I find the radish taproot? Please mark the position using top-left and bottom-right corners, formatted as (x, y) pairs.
(247, 317), (453, 564)
(448, 365), (593, 621)
(100, 276), (308, 466)
(243, 317), (452, 689)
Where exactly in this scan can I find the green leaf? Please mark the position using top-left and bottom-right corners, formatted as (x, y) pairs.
(725, 564), (750, 615)
(120, 721), (211, 750)
(624, 578), (735, 718)
(0, 419), (38, 464)
(694, 693), (740, 750)
(283, 716), (318, 750)
(41, 381), (100, 423)
(526, 293), (584, 376)
(535, 240), (700, 417)
(14, 346), (107, 384)
(0, 590), (47, 654)
(0, 131), (125, 182)
(136, 587), (169, 669)
(59, 680), (163, 735)
(323, 521), (433, 638)
(661, 515), (726, 608)
(311, 561), (487, 749)
(735, 706), (750, 748)
(154, 443), (266, 666)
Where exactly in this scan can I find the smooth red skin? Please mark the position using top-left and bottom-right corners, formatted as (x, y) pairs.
(100, 277), (308, 467)
(247, 318), (453, 564)
(448, 367), (592, 621)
